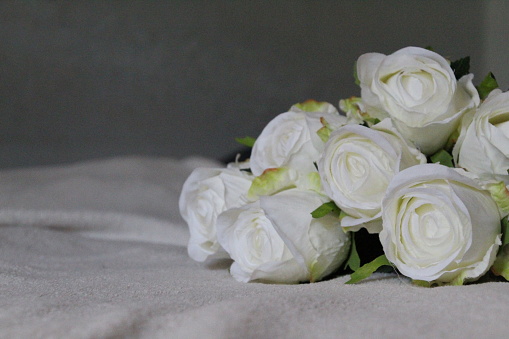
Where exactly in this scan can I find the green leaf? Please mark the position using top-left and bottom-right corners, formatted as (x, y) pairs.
(502, 216), (509, 247)
(476, 72), (499, 100)
(235, 136), (256, 148)
(450, 56), (470, 80)
(353, 61), (360, 86)
(492, 244), (509, 281)
(345, 255), (392, 284)
(491, 217), (509, 281)
(430, 149), (454, 168)
(311, 201), (340, 218)
(344, 233), (360, 271)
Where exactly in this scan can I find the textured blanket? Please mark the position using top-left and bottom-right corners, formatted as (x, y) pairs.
(1, 157), (508, 338)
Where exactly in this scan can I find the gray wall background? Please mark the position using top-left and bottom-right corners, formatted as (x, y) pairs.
(0, 1), (507, 168)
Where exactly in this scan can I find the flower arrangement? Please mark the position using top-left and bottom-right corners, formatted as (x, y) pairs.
(179, 46), (509, 286)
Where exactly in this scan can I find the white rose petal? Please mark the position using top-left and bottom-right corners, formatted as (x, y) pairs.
(357, 46), (479, 154)
(216, 201), (307, 283)
(380, 164), (501, 284)
(250, 111), (318, 176)
(179, 167), (253, 262)
(216, 189), (350, 283)
(393, 74), (479, 154)
(454, 89), (509, 184)
(318, 118), (426, 232)
(250, 105), (347, 176)
(261, 189), (350, 282)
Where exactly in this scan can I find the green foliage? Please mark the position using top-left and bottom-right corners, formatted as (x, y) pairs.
(444, 129), (459, 153)
(344, 233), (360, 271)
(353, 61), (360, 86)
(492, 246), (509, 281)
(491, 217), (509, 281)
(345, 255), (392, 284)
(235, 136), (256, 148)
(311, 201), (340, 218)
(477, 72), (499, 100)
(430, 149), (454, 168)
(450, 56), (470, 80)
(502, 216), (509, 247)
(363, 117), (381, 126)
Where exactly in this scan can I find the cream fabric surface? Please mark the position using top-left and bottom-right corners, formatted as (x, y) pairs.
(1, 156), (508, 339)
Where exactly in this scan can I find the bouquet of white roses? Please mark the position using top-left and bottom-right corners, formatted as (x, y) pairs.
(179, 46), (509, 286)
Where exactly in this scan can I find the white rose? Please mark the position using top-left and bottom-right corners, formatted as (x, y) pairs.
(318, 118), (426, 233)
(250, 101), (346, 176)
(357, 46), (479, 154)
(380, 164), (501, 284)
(179, 167), (253, 262)
(216, 188), (350, 283)
(453, 89), (509, 184)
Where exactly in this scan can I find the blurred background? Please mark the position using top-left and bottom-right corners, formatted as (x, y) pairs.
(0, 1), (508, 168)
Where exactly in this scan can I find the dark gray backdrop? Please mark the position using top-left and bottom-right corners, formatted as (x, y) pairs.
(0, 1), (505, 168)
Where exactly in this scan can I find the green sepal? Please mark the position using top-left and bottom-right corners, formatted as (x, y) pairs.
(247, 167), (295, 199)
(345, 255), (392, 284)
(476, 72), (499, 100)
(317, 125), (332, 143)
(305, 171), (323, 193)
(311, 201), (340, 219)
(412, 280), (433, 287)
(430, 149), (454, 168)
(363, 117), (381, 126)
(235, 136), (256, 148)
(487, 183), (509, 218)
(343, 233), (360, 271)
(450, 56), (470, 80)
(415, 274), (468, 287)
(338, 210), (348, 221)
(340, 96), (378, 126)
(293, 99), (328, 112)
(448, 271), (469, 286)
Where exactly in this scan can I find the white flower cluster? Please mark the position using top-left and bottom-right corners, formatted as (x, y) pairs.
(180, 46), (509, 286)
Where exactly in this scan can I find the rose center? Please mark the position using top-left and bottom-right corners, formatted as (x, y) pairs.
(401, 74), (425, 101)
(416, 204), (448, 239)
(345, 152), (367, 178)
(277, 123), (305, 157)
(242, 222), (273, 266)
